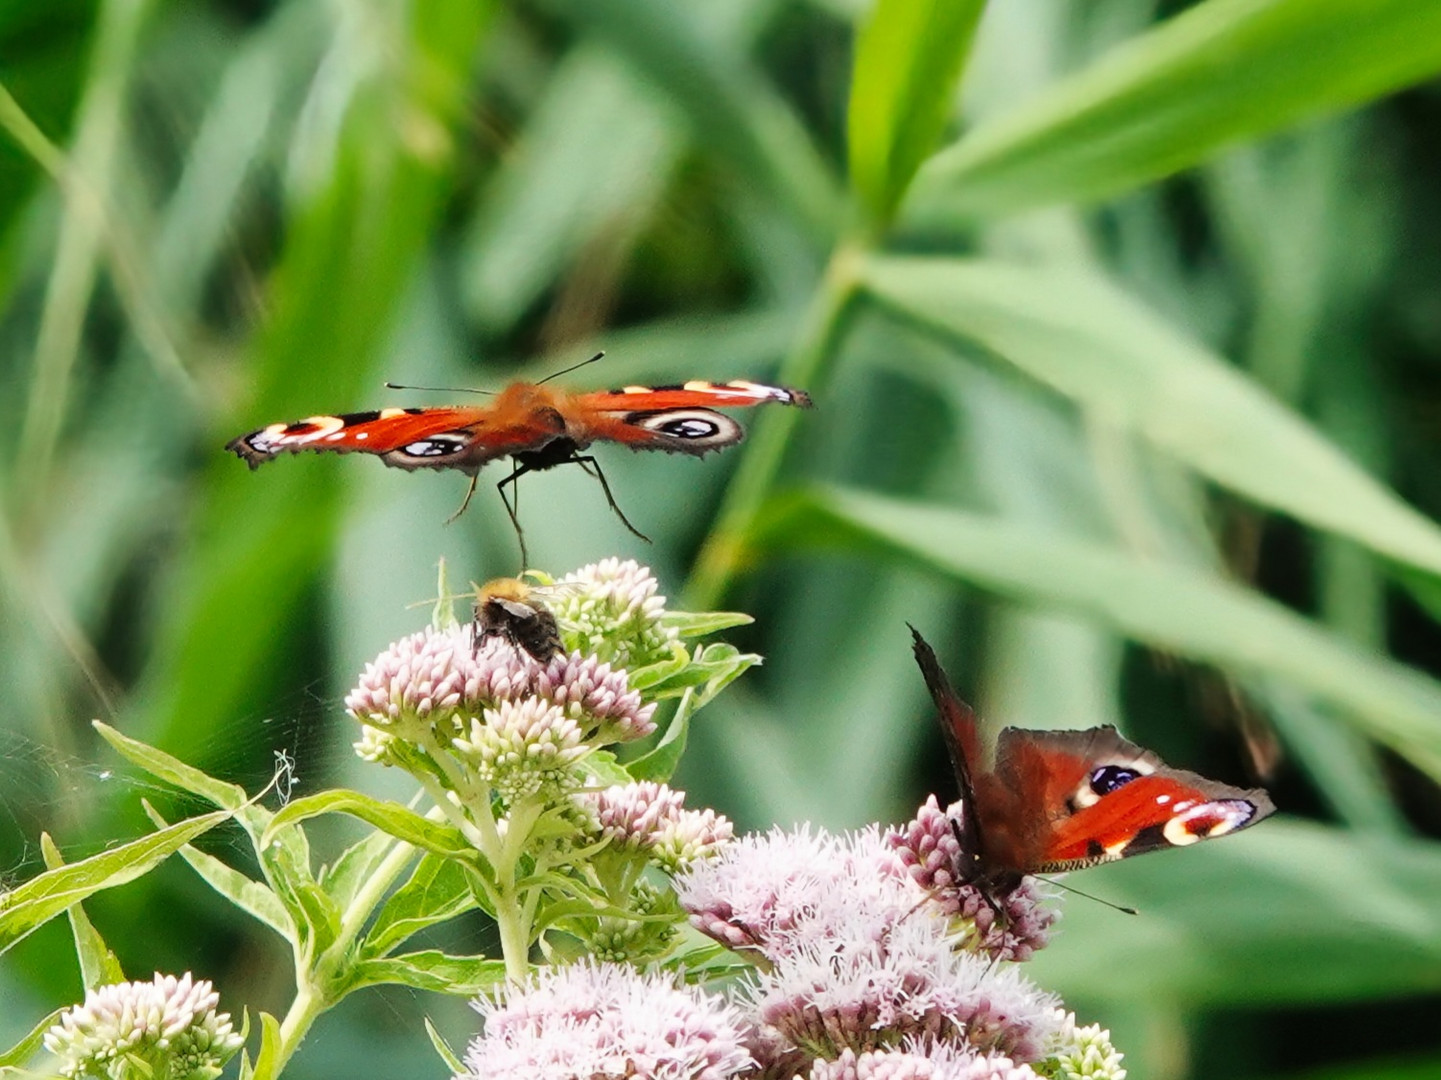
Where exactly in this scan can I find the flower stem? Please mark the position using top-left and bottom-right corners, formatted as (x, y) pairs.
(684, 241), (865, 609)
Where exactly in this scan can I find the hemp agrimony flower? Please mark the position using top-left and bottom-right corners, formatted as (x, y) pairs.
(548, 558), (680, 668)
(461, 961), (753, 1080)
(44, 973), (243, 1080)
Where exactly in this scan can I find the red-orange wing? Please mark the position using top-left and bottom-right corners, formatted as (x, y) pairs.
(226, 405), (565, 473)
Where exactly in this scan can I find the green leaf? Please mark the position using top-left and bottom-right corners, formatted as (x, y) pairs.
(363, 854), (478, 959)
(93, 720), (247, 811)
(345, 951), (506, 996)
(762, 486), (1441, 780)
(40, 834), (124, 988)
(909, 0), (1441, 221)
(847, 0), (984, 223)
(658, 610), (754, 638)
(1029, 819), (1441, 1005)
(0, 1006), (65, 1069)
(142, 801), (295, 939)
(0, 813), (227, 955)
(265, 790), (473, 859)
(239, 1012), (283, 1080)
(860, 256), (1441, 584)
(320, 829), (403, 912)
(424, 1017), (465, 1076)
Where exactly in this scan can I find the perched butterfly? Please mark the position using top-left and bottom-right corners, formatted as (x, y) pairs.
(226, 356), (811, 562)
(909, 627), (1274, 904)
(473, 577), (563, 664)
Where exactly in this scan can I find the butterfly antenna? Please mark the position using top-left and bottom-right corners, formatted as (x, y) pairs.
(537, 350), (605, 386)
(1034, 876), (1139, 916)
(383, 381), (494, 395)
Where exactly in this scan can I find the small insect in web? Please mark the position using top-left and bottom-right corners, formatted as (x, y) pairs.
(473, 577), (564, 664)
(226, 351), (813, 565)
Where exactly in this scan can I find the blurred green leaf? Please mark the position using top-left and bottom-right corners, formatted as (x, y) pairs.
(136, 0), (493, 770)
(861, 256), (1441, 585)
(910, 0), (1441, 221)
(540, 0), (841, 241)
(1031, 820), (1441, 1005)
(762, 486), (1441, 779)
(847, 0), (984, 224)
(0, 814), (226, 956)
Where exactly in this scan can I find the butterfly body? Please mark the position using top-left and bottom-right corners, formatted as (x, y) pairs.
(473, 577), (563, 663)
(909, 628), (1274, 899)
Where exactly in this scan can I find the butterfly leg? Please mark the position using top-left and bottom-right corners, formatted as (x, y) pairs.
(495, 462), (532, 569)
(571, 454), (651, 544)
(446, 472), (482, 525)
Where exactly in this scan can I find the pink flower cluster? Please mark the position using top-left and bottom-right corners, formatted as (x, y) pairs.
(579, 781), (734, 871)
(672, 823), (1066, 1078)
(344, 627), (655, 768)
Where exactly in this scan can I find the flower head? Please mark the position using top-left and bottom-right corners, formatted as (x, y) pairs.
(551, 558), (680, 669)
(676, 824), (924, 958)
(462, 961), (752, 1080)
(748, 916), (1062, 1066)
(581, 781), (733, 871)
(345, 628), (655, 774)
(888, 798), (1057, 961)
(1047, 1012), (1127, 1080)
(44, 973), (244, 1080)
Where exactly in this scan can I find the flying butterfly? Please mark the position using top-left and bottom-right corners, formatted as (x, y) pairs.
(226, 353), (812, 562)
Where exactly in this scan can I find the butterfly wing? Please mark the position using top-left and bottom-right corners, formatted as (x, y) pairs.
(910, 628), (989, 871)
(227, 405), (565, 473)
(564, 381), (812, 456)
(991, 725), (1275, 874)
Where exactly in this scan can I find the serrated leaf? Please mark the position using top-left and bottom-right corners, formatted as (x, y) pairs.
(658, 610), (754, 637)
(848, 0), (984, 222)
(0, 814), (227, 955)
(240, 1012), (283, 1080)
(320, 829), (402, 911)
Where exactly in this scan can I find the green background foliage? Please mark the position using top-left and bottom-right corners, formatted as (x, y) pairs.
(3, 0), (1441, 1076)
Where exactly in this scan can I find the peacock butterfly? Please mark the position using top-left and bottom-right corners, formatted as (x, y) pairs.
(226, 361), (811, 561)
(909, 627), (1274, 903)
(473, 577), (563, 664)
